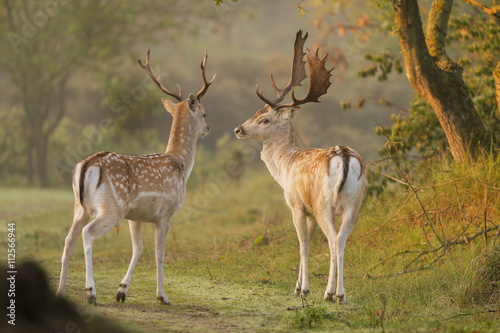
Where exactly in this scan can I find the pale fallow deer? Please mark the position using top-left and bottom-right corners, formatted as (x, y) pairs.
(234, 31), (367, 304)
(57, 49), (215, 305)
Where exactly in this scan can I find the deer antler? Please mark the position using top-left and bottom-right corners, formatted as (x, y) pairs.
(256, 30), (334, 109)
(256, 30), (308, 107)
(279, 49), (334, 109)
(196, 50), (216, 100)
(138, 49), (183, 102)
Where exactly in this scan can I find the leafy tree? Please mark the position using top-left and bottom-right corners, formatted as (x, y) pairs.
(307, 0), (499, 163)
(0, 0), (206, 187)
(391, 0), (494, 163)
(378, 2), (500, 161)
(1, 1), (129, 186)
(0, 107), (27, 184)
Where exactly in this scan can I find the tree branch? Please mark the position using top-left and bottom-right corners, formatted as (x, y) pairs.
(4, 0), (15, 27)
(44, 75), (68, 138)
(426, 0), (454, 61)
(392, 0), (439, 97)
(462, 0), (500, 19)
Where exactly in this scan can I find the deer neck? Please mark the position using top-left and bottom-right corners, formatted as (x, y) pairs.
(261, 124), (302, 188)
(165, 110), (198, 180)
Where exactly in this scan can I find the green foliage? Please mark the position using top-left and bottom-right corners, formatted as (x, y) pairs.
(188, 133), (255, 191)
(485, 249), (500, 301)
(359, 51), (403, 81)
(97, 69), (167, 151)
(448, 11), (500, 137)
(48, 117), (166, 185)
(0, 107), (27, 185)
(0, 0), (211, 187)
(378, 4), (500, 161)
(333, 1), (499, 167)
(290, 306), (336, 329)
(366, 151), (500, 277)
(442, 245), (500, 310)
(213, 0), (239, 6)
(375, 94), (446, 160)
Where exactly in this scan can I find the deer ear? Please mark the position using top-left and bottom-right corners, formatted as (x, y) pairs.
(187, 93), (198, 111)
(161, 97), (177, 116)
(282, 106), (301, 120)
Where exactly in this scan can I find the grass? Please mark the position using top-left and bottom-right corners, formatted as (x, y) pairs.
(0, 155), (499, 332)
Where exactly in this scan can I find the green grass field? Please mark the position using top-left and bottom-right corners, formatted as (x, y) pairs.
(1, 158), (499, 332)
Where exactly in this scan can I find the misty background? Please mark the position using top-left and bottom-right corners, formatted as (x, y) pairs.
(0, 0), (413, 187)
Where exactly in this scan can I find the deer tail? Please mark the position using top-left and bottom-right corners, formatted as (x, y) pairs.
(332, 147), (351, 206)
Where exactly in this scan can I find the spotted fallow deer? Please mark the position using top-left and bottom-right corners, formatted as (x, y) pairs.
(57, 49), (215, 305)
(234, 31), (367, 304)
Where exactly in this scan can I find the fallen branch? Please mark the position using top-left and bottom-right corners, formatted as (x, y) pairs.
(367, 225), (500, 279)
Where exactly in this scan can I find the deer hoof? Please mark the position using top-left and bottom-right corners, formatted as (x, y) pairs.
(116, 291), (126, 303)
(86, 294), (96, 305)
(116, 284), (127, 302)
(324, 292), (334, 302)
(301, 289), (309, 298)
(85, 287), (96, 305)
(157, 296), (170, 305)
(336, 294), (346, 304)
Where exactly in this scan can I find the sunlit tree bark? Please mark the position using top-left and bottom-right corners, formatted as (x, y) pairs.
(393, 0), (490, 162)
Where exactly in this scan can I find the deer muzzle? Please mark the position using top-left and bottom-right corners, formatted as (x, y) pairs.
(234, 126), (246, 138)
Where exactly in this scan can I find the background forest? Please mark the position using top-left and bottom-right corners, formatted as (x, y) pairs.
(0, 0), (416, 188)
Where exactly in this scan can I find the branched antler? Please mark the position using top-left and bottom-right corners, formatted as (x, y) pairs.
(256, 30), (308, 106)
(196, 50), (216, 100)
(281, 48), (334, 109)
(138, 49), (183, 102)
(256, 30), (334, 109)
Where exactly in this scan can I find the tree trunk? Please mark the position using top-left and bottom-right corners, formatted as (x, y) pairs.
(393, 0), (490, 163)
(35, 135), (50, 188)
(26, 136), (35, 186)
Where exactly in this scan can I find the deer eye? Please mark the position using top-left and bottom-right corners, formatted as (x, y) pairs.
(203, 114), (206, 118)
(259, 118), (270, 125)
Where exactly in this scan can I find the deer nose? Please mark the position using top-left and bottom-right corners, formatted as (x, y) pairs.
(234, 126), (244, 136)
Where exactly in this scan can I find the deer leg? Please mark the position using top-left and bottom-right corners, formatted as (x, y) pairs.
(154, 219), (171, 305)
(82, 214), (120, 305)
(314, 206), (339, 302)
(57, 206), (89, 296)
(295, 216), (317, 294)
(335, 208), (358, 304)
(291, 208), (310, 298)
(116, 220), (143, 303)
(324, 235), (338, 302)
